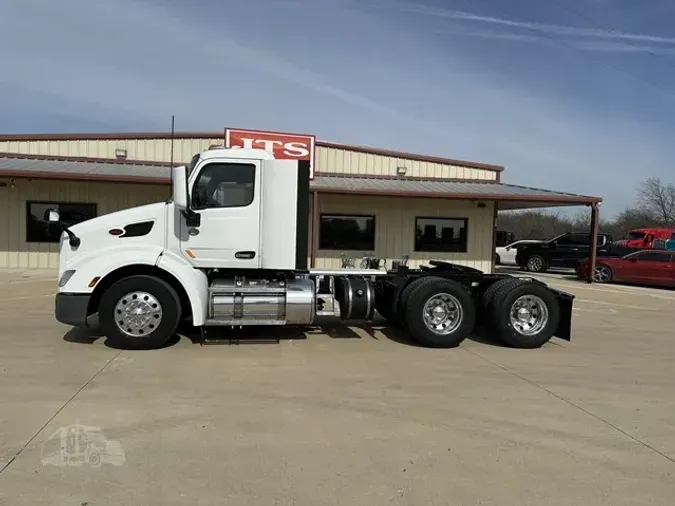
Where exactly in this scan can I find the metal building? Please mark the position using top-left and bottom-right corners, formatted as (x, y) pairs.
(0, 130), (602, 271)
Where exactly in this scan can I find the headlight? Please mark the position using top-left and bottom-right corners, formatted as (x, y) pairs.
(58, 269), (76, 288)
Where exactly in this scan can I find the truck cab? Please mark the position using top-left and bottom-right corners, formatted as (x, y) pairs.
(617, 228), (675, 249)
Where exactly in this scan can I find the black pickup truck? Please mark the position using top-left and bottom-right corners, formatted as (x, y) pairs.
(515, 232), (639, 273)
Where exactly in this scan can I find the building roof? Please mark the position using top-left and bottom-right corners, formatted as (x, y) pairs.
(313, 174), (601, 206)
(0, 153), (601, 208)
(0, 131), (504, 173)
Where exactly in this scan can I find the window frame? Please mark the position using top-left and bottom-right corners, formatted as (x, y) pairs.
(414, 216), (469, 253)
(556, 233), (589, 246)
(634, 251), (673, 262)
(25, 200), (98, 244)
(190, 161), (257, 211)
(318, 213), (376, 251)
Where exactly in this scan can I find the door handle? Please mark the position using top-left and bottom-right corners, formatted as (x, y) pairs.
(235, 251), (256, 259)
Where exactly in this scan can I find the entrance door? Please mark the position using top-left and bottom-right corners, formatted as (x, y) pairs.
(179, 159), (262, 269)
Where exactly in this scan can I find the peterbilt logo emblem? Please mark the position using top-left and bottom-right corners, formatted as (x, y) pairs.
(225, 127), (316, 179)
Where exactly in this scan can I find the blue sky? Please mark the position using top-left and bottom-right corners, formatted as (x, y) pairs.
(1, 0), (675, 217)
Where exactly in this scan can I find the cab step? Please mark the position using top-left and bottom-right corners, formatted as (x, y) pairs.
(199, 327), (280, 345)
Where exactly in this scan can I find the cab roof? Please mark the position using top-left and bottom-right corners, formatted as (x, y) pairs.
(200, 146), (275, 161)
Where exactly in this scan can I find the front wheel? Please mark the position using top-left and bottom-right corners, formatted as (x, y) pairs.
(402, 277), (476, 348)
(98, 275), (182, 350)
(525, 255), (547, 273)
(593, 264), (613, 283)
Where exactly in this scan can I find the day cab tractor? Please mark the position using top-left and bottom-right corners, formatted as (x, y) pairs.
(50, 146), (576, 350)
(617, 227), (675, 249)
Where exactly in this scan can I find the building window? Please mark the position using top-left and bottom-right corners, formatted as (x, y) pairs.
(26, 201), (97, 243)
(415, 217), (468, 253)
(319, 214), (376, 251)
(192, 162), (256, 209)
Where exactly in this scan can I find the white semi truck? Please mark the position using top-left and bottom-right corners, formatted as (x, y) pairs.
(50, 146), (575, 350)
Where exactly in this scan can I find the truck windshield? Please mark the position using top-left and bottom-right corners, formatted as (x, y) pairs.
(628, 231), (646, 240)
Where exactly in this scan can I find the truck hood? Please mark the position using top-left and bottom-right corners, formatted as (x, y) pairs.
(69, 201), (168, 236)
(58, 201), (169, 278)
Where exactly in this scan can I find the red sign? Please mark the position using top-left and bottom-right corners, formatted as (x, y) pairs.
(225, 128), (316, 179)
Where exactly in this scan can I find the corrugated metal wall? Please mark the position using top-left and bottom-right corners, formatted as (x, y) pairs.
(314, 194), (495, 273)
(1, 181), (494, 273)
(316, 146), (497, 180)
(0, 137), (499, 181)
(0, 180), (169, 269)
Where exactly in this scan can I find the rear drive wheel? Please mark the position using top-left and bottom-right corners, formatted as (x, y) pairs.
(491, 281), (560, 349)
(593, 264), (613, 283)
(98, 275), (182, 350)
(481, 278), (526, 311)
(391, 277), (427, 330)
(525, 255), (547, 273)
(402, 277), (476, 348)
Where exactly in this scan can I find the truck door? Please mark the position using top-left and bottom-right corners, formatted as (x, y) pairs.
(626, 251), (673, 286)
(551, 233), (588, 267)
(179, 159), (262, 269)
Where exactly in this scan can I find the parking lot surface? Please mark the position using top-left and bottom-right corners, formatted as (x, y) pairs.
(1, 270), (674, 505)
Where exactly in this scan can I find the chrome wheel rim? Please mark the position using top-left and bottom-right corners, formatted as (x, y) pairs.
(527, 257), (543, 271)
(594, 266), (611, 282)
(114, 291), (163, 337)
(422, 293), (463, 335)
(509, 295), (549, 335)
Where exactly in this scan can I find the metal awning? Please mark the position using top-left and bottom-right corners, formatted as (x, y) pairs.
(0, 154), (601, 209)
(312, 174), (601, 209)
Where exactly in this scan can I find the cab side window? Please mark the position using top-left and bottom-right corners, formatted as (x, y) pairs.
(192, 163), (256, 209)
(636, 252), (671, 262)
(557, 234), (588, 246)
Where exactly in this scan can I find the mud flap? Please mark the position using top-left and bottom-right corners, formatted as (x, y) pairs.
(550, 289), (574, 341)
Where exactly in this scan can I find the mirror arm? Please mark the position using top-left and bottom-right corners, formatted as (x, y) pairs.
(64, 228), (81, 248)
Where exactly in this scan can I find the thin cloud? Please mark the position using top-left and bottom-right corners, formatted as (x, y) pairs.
(439, 26), (675, 54)
(392, 1), (675, 46)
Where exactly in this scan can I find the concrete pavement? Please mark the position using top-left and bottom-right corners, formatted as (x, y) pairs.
(0, 272), (674, 505)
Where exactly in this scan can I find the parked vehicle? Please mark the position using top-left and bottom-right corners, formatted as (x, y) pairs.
(577, 250), (675, 287)
(516, 232), (612, 273)
(652, 232), (675, 251)
(615, 228), (675, 249)
(496, 239), (544, 266)
(49, 146), (577, 351)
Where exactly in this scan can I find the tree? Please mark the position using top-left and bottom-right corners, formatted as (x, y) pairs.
(636, 177), (675, 224)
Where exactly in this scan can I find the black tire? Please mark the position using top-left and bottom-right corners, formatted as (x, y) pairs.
(402, 276), (476, 348)
(490, 281), (560, 349)
(480, 278), (525, 310)
(495, 253), (501, 265)
(391, 277), (427, 330)
(525, 255), (548, 273)
(593, 264), (613, 283)
(98, 275), (182, 350)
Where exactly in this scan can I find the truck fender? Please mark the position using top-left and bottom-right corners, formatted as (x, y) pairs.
(64, 245), (166, 293)
(156, 251), (209, 326)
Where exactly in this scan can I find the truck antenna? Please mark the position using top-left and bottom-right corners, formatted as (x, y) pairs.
(169, 114), (175, 167)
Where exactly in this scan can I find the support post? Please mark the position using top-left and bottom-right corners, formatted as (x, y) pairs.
(310, 191), (319, 268)
(490, 201), (499, 274)
(587, 202), (600, 283)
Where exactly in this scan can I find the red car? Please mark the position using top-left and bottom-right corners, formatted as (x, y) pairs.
(577, 250), (675, 287)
